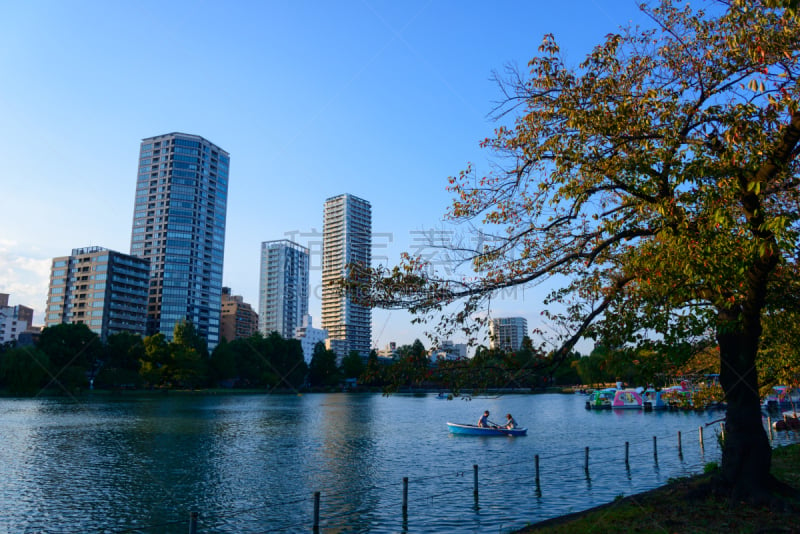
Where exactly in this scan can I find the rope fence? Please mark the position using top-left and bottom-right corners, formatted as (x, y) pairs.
(84, 418), (800, 533)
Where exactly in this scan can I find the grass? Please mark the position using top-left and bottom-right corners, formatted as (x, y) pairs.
(515, 443), (800, 533)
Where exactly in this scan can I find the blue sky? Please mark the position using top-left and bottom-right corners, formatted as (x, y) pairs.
(0, 0), (651, 353)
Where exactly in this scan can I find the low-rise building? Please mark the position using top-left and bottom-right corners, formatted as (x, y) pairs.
(220, 287), (258, 341)
(295, 314), (327, 364)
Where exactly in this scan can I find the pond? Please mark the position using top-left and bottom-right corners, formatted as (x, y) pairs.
(0, 392), (796, 533)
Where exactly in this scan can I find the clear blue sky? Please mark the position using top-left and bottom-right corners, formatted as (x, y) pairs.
(0, 0), (651, 353)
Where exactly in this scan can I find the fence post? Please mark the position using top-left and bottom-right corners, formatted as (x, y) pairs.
(699, 425), (704, 452)
(677, 431), (683, 457)
(625, 441), (629, 467)
(473, 464), (479, 498)
(653, 436), (658, 463)
(313, 492), (320, 532)
(189, 511), (198, 534)
(584, 447), (590, 474)
(402, 477), (408, 513)
(534, 454), (540, 486)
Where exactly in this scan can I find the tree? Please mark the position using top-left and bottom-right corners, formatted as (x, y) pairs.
(37, 323), (102, 392)
(349, 1), (800, 503)
(308, 342), (340, 388)
(341, 350), (366, 380)
(96, 332), (144, 389)
(140, 333), (170, 387)
(0, 347), (50, 395)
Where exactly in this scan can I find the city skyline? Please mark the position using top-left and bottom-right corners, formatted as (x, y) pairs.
(1, 1), (650, 354)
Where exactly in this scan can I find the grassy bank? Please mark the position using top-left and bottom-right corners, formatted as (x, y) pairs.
(516, 443), (800, 533)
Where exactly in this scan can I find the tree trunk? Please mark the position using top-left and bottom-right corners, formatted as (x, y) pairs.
(717, 321), (773, 503)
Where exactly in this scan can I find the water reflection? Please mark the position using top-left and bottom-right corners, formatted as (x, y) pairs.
(0, 393), (797, 533)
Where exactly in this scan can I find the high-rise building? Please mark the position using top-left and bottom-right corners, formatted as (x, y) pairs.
(220, 287), (259, 341)
(321, 193), (371, 361)
(129, 133), (229, 348)
(259, 240), (309, 339)
(489, 317), (529, 352)
(44, 247), (149, 341)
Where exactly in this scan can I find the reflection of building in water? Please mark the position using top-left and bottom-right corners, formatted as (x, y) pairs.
(315, 395), (378, 529)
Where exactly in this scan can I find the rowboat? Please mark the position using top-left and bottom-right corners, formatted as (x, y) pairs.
(446, 422), (527, 436)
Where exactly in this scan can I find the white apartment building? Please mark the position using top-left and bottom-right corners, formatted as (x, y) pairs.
(259, 240), (309, 339)
(489, 317), (529, 352)
(294, 314), (328, 364)
(321, 193), (372, 361)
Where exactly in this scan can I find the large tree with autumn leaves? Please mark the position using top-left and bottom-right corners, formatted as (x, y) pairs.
(349, 0), (800, 503)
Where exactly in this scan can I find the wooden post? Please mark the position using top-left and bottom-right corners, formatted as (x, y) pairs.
(653, 436), (658, 463)
(402, 477), (408, 513)
(720, 422), (725, 441)
(313, 492), (320, 531)
(189, 511), (198, 534)
(677, 431), (682, 457)
(625, 441), (629, 467)
(473, 464), (479, 498)
(584, 446), (589, 474)
(534, 454), (540, 485)
(699, 425), (704, 452)
(768, 417), (773, 440)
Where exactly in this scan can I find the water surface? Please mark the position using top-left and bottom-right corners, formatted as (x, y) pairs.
(0, 392), (796, 533)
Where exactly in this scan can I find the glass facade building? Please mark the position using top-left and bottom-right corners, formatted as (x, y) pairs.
(45, 247), (149, 341)
(129, 133), (229, 348)
(321, 194), (371, 361)
(259, 240), (309, 339)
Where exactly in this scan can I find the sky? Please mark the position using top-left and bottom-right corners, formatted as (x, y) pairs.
(0, 0), (653, 354)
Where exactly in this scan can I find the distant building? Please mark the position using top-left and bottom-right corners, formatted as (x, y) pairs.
(220, 287), (258, 341)
(489, 317), (529, 352)
(259, 240), (309, 339)
(0, 293), (34, 345)
(44, 247), (149, 341)
(294, 315), (328, 364)
(376, 342), (398, 360)
(321, 194), (372, 361)
(431, 340), (468, 361)
(129, 132), (230, 349)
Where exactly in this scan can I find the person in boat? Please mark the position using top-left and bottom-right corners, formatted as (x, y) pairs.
(477, 410), (492, 428)
(504, 413), (518, 429)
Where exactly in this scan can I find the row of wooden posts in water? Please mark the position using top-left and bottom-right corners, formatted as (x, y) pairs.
(177, 421), (796, 533)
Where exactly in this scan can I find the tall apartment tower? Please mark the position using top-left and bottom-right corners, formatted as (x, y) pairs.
(259, 240), (309, 339)
(489, 317), (529, 352)
(44, 247), (149, 341)
(129, 133), (230, 348)
(321, 194), (371, 360)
